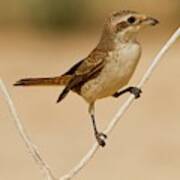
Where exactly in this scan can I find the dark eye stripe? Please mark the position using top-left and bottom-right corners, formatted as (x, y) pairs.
(116, 21), (129, 32)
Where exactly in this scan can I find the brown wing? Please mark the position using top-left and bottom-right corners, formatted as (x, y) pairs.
(56, 49), (107, 103)
(63, 59), (84, 75)
(75, 53), (105, 75)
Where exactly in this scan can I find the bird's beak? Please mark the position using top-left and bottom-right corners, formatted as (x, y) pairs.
(141, 17), (159, 26)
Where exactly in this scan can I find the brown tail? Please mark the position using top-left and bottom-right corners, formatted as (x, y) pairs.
(14, 75), (71, 86)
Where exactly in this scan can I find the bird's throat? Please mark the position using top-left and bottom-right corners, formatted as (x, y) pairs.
(115, 30), (138, 43)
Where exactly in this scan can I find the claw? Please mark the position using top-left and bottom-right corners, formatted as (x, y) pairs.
(95, 132), (107, 147)
(130, 87), (142, 99)
(98, 132), (107, 139)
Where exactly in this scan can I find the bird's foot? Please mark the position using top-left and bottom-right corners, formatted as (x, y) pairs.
(129, 87), (142, 99)
(95, 132), (107, 147)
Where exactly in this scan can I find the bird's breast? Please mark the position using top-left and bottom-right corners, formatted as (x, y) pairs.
(81, 42), (141, 103)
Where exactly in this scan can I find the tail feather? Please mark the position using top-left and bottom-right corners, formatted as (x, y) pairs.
(14, 75), (71, 86)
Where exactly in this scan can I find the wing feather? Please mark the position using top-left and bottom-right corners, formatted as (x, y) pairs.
(57, 49), (107, 103)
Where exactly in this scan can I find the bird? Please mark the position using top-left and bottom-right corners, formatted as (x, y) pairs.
(14, 10), (159, 147)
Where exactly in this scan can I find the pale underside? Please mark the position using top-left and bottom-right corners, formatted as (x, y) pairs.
(81, 42), (141, 103)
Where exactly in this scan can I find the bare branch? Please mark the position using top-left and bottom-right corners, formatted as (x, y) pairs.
(0, 80), (56, 180)
(0, 27), (179, 180)
(59, 27), (180, 180)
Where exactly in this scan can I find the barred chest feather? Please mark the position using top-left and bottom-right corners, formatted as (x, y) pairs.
(81, 42), (141, 103)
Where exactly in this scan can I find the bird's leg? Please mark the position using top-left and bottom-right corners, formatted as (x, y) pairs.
(89, 103), (107, 147)
(113, 86), (142, 99)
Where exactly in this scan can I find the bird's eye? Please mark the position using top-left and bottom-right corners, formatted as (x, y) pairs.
(127, 16), (136, 24)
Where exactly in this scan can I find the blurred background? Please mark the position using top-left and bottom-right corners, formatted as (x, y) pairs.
(0, 0), (180, 180)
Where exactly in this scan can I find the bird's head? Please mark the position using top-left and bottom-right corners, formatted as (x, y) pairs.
(104, 10), (159, 42)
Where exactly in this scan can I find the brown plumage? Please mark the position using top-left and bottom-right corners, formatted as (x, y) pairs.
(14, 75), (71, 86)
(14, 10), (159, 147)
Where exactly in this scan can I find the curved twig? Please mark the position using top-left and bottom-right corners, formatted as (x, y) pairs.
(0, 80), (56, 180)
